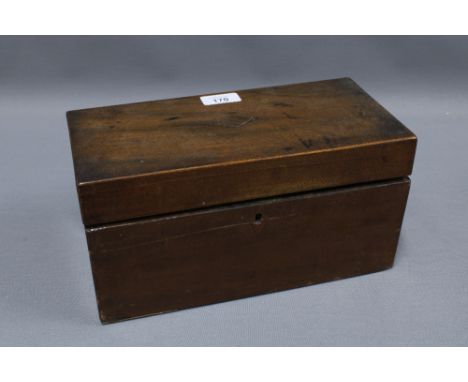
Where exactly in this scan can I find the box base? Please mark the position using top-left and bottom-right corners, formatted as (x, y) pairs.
(86, 178), (410, 324)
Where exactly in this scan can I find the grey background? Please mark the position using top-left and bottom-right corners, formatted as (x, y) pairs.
(1, 36), (467, 346)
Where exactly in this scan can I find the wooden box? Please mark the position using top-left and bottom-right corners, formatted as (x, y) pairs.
(66, 78), (417, 324)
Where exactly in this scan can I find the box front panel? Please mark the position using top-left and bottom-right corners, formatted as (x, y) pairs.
(86, 178), (410, 323)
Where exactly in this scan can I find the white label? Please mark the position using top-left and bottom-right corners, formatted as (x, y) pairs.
(200, 92), (241, 106)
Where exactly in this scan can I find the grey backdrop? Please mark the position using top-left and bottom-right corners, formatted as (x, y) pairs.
(1, 36), (467, 346)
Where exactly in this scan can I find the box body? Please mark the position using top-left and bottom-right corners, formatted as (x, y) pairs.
(87, 178), (409, 323)
(67, 78), (416, 323)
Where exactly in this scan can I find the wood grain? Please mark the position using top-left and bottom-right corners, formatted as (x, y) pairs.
(87, 178), (410, 324)
(67, 78), (416, 226)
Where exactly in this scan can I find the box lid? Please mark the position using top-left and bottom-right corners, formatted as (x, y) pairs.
(67, 77), (416, 226)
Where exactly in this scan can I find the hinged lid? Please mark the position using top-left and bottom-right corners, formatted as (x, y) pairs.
(67, 77), (416, 226)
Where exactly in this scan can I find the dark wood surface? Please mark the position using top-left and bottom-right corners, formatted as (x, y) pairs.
(87, 178), (410, 324)
(67, 78), (416, 226)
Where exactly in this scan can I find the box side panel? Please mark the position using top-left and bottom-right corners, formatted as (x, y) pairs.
(86, 178), (410, 324)
(80, 138), (415, 226)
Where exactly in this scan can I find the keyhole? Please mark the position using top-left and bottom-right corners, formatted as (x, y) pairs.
(255, 213), (263, 224)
